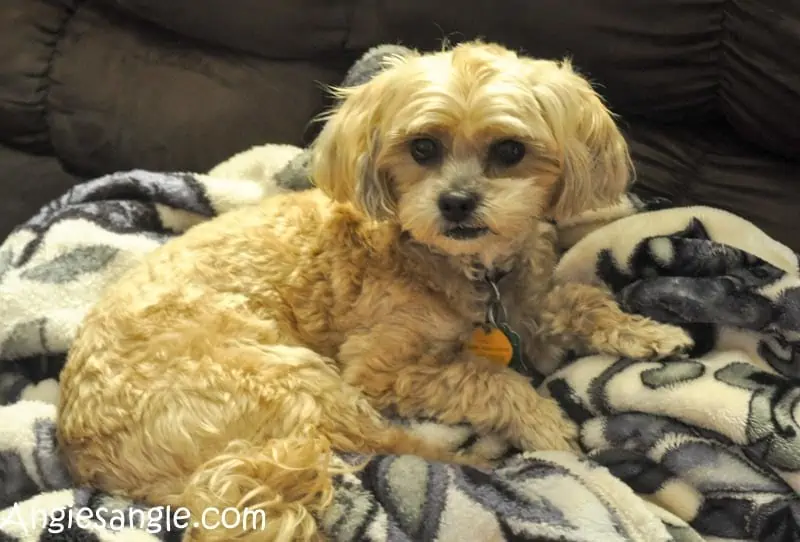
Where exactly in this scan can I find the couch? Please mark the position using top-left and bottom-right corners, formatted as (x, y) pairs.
(1, 0), (798, 250)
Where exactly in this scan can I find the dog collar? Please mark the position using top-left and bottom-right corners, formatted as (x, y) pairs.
(398, 231), (540, 381)
(399, 233), (539, 381)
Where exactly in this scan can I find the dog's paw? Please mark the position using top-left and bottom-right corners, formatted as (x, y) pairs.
(513, 398), (581, 453)
(599, 318), (694, 361)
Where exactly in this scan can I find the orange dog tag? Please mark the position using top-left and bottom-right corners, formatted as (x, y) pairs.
(468, 326), (514, 366)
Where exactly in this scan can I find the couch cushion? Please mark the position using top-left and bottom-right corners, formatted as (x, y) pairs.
(45, 3), (346, 176)
(0, 0), (79, 152)
(348, 0), (723, 121)
(94, 0), (356, 60)
(720, 0), (800, 160)
(626, 120), (800, 253)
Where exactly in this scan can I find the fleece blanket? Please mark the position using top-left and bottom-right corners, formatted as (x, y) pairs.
(0, 167), (799, 542)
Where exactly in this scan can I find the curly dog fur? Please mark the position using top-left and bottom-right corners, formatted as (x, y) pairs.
(57, 41), (693, 542)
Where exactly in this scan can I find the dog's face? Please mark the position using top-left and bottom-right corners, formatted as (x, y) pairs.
(311, 42), (631, 260)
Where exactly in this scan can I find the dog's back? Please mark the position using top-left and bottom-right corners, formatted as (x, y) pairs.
(56, 186), (470, 542)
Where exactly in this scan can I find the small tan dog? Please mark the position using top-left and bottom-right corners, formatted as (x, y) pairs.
(57, 41), (692, 542)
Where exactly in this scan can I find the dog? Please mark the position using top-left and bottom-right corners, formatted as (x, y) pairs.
(57, 41), (693, 542)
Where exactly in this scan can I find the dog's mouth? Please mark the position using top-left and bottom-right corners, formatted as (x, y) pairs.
(443, 225), (490, 240)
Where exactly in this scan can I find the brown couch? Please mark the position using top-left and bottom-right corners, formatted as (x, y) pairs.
(1, 0), (798, 250)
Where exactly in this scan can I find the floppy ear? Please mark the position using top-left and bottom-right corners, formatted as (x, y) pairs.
(310, 59), (412, 220)
(532, 59), (633, 222)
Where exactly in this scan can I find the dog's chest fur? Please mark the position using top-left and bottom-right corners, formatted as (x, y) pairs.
(352, 238), (545, 344)
(266, 205), (556, 361)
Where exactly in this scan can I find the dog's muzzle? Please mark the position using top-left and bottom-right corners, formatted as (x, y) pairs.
(438, 190), (490, 239)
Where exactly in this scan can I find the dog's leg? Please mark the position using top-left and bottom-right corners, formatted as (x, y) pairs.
(539, 283), (694, 359)
(60, 340), (471, 542)
(339, 330), (580, 453)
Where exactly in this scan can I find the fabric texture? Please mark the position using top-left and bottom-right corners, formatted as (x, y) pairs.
(1, 162), (799, 541)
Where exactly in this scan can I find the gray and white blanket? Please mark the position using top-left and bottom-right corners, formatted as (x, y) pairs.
(0, 163), (799, 542)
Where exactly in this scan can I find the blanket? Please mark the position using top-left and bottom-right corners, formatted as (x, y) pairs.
(0, 165), (798, 542)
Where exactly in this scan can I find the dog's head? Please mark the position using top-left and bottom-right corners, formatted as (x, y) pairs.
(310, 41), (631, 260)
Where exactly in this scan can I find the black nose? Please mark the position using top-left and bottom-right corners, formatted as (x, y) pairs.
(437, 191), (478, 222)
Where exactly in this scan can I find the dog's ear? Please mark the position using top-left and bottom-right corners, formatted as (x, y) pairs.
(310, 68), (407, 220)
(531, 59), (632, 222)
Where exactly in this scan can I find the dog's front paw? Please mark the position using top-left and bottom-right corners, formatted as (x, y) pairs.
(512, 397), (581, 453)
(601, 318), (694, 360)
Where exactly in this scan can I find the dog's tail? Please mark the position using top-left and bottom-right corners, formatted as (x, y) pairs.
(179, 421), (471, 542)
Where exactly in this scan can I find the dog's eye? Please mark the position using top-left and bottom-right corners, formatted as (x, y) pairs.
(409, 137), (441, 165)
(489, 139), (526, 166)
